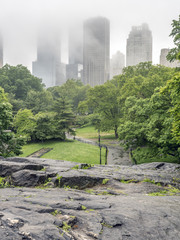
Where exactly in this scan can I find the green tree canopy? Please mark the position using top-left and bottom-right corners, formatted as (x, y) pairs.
(0, 64), (44, 100)
(33, 112), (63, 142)
(80, 62), (175, 138)
(167, 15), (180, 62)
(85, 81), (121, 138)
(48, 79), (90, 113)
(25, 89), (53, 114)
(53, 96), (75, 139)
(0, 87), (24, 157)
(0, 64), (44, 113)
(13, 109), (36, 141)
(118, 87), (180, 163)
(112, 62), (175, 103)
(161, 73), (180, 145)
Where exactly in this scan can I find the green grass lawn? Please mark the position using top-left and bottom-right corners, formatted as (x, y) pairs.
(20, 140), (106, 165)
(75, 126), (99, 139)
(75, 126), (115, 143)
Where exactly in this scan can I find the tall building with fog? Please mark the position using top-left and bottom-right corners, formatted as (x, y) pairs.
(160, 48), (180, 68)
(32, 29), (65, 88)
(110, 51), (125, 79)
(66, 27), (83, 80)
(0, 32), (3, 68)
(126, 23), (152, 67)
(83, 17), (110, 87)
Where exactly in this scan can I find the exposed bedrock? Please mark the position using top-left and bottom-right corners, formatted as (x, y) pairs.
(0, 157), (180, 239)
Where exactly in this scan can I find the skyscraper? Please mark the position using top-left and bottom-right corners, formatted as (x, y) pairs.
(32, 28), (65, 88)
(83, 17), (110, 87)
(110, 51), (125, 79)
(66, 26), (83, 80)
(0, 32), (3, 68)
(160, 48), (180, 68)
(126, 23), (152, 67)
(69, 26), (83, 65)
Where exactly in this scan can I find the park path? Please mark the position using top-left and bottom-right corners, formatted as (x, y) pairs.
(107, 145), (132, 165)
(66, 133), (132, 166)
(27, 135), (132, 166)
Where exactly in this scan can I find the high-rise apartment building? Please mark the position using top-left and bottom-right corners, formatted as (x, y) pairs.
(0, 32), (3, 68)
(160, 48), (180, 68)
(126, 23), (152, 67)
(83, 17), (110, 87)
(110, 51), (125, 79)
(32, 29), (65, 88)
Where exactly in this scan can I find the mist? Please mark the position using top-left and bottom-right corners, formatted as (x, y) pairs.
(0, 0), (179, 71)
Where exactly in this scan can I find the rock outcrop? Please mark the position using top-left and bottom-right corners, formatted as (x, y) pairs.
(0, 157), (180, 239)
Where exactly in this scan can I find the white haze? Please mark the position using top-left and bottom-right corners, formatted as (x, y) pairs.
(0, 0), (179, 71)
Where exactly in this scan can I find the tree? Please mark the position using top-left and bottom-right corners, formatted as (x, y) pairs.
(48, 79), (90, 113)
(13, 109), (36, 141)
(25, 89), (53, 114)
(161, 73), (180, 145)
(53, 96), (75, 139)
(0, 64), (44, 99)
(146, 90), (178, 159)
(86, 81), (121, 138)
(116, 62), (175, 102)
(118, 96), (150, 150)
(167, 15), (180, 62)
(33, 112), (63, 142)
(13, 109), (65, 142)
(118, 88), (180, 163)
(0, 87), (24, 157)
(82, 63), (174, 139)
(0, 64), (44, 112)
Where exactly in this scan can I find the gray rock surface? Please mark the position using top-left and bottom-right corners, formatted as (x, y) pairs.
(0, 157), (180, 239)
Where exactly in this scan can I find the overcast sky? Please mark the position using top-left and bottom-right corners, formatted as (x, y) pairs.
(0, 0), (179, 71)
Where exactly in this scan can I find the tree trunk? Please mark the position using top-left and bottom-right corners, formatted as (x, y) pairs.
(114, 126), (118, 139)
(130, 148), (137, 165)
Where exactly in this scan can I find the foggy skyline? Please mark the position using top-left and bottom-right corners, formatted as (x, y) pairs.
(0, 0), (179, 72)
(83, 17), (110, 86)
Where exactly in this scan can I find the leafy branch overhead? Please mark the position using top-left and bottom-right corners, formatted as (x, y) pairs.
(167, 14), (180, 62)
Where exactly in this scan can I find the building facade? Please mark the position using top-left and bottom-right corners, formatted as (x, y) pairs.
(66, 64), (83, 80)
(160, 48), (180, 68)
(83, 17), (110, 87)
(110, 51), (125, 79)
(0, 32), (3, 68)
(32, 29), (64, 88)
(126, 23), (152, 67)
(69, 27), (83, 65)
(66, 26), (83, 80)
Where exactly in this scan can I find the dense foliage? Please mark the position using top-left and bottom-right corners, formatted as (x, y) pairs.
(0, 87), (24, 157)
(79, 61), (179, 163)
(167, 14), (180, 62)
(0, 64), (44, 113)
(0, 62), (179, 161)
(161, 73), (180, 145)
(0, 66), (87, 156)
